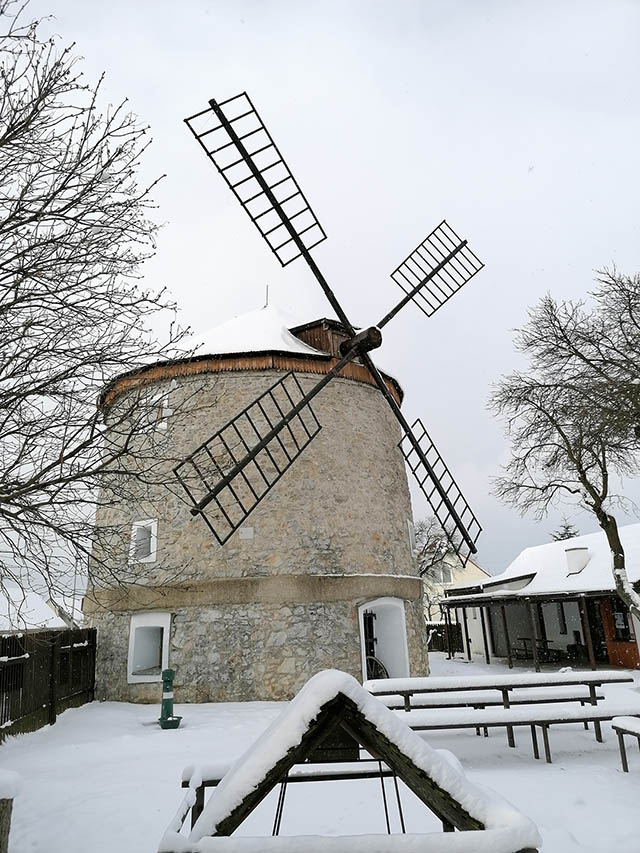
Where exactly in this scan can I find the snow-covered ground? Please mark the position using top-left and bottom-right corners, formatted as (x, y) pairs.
(3, 653), (640, 852)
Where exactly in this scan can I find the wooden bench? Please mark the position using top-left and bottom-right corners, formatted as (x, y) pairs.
(611, 716), (640, 772)
(396, 700), (640, 764)
(366, 671), (633, 745)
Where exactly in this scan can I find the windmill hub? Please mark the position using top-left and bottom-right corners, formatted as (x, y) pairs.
(338, 326), (382, 358)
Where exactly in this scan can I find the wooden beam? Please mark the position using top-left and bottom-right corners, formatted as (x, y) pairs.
(444, 608), (453, 659)
(501, 604), (513, 669)
(527, 601), (541, 673)
(340, 700), (484, 832)
(479, 607), (491, 665)
(578, 597), (597, 671)
(212, 697), (347, 835)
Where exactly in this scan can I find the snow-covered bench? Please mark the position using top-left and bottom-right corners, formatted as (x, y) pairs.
(398, 700), (640, 763)
(366, 670), (633, 746)
(611, 716), (640, 773)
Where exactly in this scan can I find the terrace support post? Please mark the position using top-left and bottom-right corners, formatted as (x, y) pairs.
(462, 607), (472, 661)
(444, 608), (453, 660)
(527, 601), (541, 672)
(48, 632), (60, 726)
(578, 597), (597, 671)
(501, 604), (513, 669)
(479, 607), (491, 665)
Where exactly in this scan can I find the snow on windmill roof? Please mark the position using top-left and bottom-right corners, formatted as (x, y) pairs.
(449, 522), (640, 601)
(191, 305), (326, 359)
(160, 669), (540, 852)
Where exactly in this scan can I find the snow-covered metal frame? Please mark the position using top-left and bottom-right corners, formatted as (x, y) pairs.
(181, 91), (484, 563)
(159, 670), (540, 852)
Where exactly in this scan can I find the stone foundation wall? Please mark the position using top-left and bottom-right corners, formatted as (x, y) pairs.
(93, 592), (427, 703)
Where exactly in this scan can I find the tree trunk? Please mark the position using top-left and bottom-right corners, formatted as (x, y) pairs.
(597, 512), (640, 622)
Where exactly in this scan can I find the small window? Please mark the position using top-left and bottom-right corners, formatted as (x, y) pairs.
(127, 612), (171, 683)
(556, 602), (567, 635)
(431, 566), (442, 584)
(139, 389), (172, 431)
(130, 519), (158, 563)
(442, 565), (453, 585)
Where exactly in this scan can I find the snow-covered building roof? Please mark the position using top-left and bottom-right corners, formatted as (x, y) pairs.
(190, 306), (325, 359)
(160, 669), (540, 852)
(446, 522), (640, 602)
(0, 583), (66, 631)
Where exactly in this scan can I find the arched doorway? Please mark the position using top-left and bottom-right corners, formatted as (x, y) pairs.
(358, 597), (410, 680)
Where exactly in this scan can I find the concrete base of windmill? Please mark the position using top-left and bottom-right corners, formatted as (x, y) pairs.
(158, 715), (182, 730)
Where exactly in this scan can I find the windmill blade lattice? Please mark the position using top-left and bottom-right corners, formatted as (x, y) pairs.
(173, 372), (321, 545)
(400, 418), (481, 567)
(185, 93), (327, 267)
(182, 91), (484, 560)
(388, 220), (484, 321)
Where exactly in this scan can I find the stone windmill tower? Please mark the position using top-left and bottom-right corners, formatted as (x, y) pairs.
(86, 91), (484, 703)
(87, 306), (428, 702)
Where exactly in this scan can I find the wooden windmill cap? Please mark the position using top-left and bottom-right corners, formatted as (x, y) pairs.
(100, 306), (403, 409)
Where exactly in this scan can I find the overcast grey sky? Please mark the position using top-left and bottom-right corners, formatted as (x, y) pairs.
(31, 0), (640, 572)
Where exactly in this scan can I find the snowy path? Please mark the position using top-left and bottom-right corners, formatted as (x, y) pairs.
(2, 654), (640, 852)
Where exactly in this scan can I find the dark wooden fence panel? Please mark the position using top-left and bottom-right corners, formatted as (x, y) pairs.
(426, 621), (463, 654)
(0, 628), (96, 740)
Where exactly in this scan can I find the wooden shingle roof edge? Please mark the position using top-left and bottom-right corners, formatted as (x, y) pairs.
(98, 350), (404, 409)
(159, 670), (540, 853)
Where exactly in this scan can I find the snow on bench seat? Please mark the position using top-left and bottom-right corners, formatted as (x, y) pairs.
(365, 670), (633, 695)
(377, 685), (603, 709)
(611, 716), (640, 737)
(397, 700), (640, 730)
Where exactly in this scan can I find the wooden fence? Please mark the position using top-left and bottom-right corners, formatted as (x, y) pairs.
(0, 628), (96, 740)
(426, 620), (464, 654)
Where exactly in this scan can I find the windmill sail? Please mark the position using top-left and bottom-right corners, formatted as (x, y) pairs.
(173, 372), (321, 545)
(399, 418), (482, 567)
(389, 220), (484, 320)
(185, 93), (327, 266)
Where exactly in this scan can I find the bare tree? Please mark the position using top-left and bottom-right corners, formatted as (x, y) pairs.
(415, 516), (460, 620)
(0, 2), (194, 618)
(491, 271), (640, 620)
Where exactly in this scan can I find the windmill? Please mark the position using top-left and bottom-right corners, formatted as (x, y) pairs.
(176, 92), (483, 568)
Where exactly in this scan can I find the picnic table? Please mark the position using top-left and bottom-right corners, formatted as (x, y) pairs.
(365, 670), (634, 746)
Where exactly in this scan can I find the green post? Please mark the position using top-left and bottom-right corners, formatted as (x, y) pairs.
(158, 669), (182, 729)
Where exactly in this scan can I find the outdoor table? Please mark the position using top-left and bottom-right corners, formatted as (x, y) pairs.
(365, 671), (634, 745)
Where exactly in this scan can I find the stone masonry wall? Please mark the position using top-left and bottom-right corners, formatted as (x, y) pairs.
(93, 595), (428, 703)
(88, 365), (429, 701)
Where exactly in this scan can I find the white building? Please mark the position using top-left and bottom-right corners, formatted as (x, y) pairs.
(442, 523), (640, 670)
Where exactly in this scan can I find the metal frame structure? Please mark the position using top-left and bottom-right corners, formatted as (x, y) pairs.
(179, 92), (484, 561)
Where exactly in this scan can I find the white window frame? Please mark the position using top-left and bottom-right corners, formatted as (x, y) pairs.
(139, 389), (172, 431)
(407, 519), (417, 554)
(358, 597), (410, 681)
(129, 519), (158, 564)
(127, 611), (171, 683)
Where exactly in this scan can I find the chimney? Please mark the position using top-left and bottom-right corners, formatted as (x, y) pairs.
(565, 547), (590, 576)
